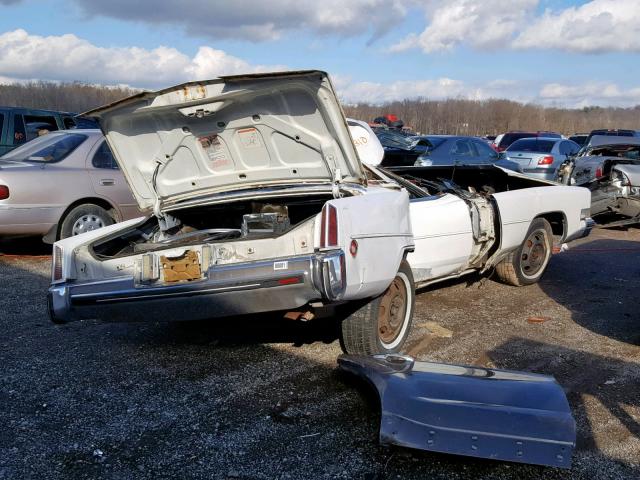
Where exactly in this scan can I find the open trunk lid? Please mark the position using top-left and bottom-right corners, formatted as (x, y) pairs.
(338, 354), (576, 468)
(84, 71), (366, 213)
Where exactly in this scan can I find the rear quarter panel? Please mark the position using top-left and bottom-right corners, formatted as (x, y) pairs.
(492, 185), (590, 251)
(318, 186), (413, 300)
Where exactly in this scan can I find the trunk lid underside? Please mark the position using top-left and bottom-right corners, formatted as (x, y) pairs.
(85, 71), (365, 213)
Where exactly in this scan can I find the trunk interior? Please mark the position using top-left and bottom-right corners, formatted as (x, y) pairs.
(91, 194), (334, 260)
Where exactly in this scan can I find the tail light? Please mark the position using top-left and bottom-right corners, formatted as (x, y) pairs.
(320, 204), (338, 248)
(52, 245), (64, 282)
(595, 166), (603, 178)
(0, 185), (9, 200)
(538, 156), (554, 165)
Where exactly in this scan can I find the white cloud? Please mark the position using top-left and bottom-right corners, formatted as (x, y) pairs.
(338, 77), (468, 103)
(390, 0), (537, 53)
(72, 0), (408, 42)
(539, 81), (640, 108)
(392, 0), (640, 54)
(0, 29), (283, 88)
(513, 0), (640, 53)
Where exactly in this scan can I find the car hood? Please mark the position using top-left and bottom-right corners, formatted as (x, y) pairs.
(84, 70), (366, 213)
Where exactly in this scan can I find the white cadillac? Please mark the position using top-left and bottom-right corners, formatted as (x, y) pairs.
(48, 71), (593, 356)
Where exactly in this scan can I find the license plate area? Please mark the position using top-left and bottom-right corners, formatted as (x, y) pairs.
(160, 250), (202, 283)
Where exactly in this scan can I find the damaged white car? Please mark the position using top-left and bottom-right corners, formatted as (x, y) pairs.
(48, 71), (415, 355)
(349, 119), (594, 289)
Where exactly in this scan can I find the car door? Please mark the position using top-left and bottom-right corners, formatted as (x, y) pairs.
(86, 139), (140, 221)
(407, 193), (474, 284)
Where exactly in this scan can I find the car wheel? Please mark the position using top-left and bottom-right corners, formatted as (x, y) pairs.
(495, 218), (553, 286)
(339, 260), (415, 355)
(59, 204), (114, 239)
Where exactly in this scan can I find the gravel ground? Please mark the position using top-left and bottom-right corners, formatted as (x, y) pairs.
(1, 227), (639, 479)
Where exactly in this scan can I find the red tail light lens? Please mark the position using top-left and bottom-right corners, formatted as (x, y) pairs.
(320, 204), (338, 248)
(0, 185), (9, 200)
(538, 155), (554, 165)
(595, 166), (603, 178)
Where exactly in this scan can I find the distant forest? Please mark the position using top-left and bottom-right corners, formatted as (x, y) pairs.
(1, 81), (638, 135)
(0, 81), (138, 114)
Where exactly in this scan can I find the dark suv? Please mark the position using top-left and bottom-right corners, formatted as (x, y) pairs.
(583, 129), (640, 148)
(0, 107), (97, 155)
(495, 131), (561, 152)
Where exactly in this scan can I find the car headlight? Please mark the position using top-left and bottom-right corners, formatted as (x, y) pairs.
(415, 157), (433, 167)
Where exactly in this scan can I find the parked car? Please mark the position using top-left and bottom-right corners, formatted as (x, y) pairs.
(411, 135), (521, 171)
(502, 137), (580, 181)
(558, 135), (640, 226)
(569, 133), (588, 147)
(0, 106), (98, 155)
(374, 132), (520, 170)
(582, 129), (640, 149)
(494, 131), (561, 152)
(0, 129), (139, 241)
(48, 71), (416, 357)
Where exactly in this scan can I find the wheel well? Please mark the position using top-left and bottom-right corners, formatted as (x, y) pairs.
(535, 212), (566, 239)
(56, 197), (118, 238)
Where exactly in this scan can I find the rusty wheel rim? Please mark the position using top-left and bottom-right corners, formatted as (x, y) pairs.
(520, 228), (549, 279)
(378, 276), (408, 346)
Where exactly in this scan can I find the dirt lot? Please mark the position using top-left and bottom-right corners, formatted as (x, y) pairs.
(1, 227), (639, 480)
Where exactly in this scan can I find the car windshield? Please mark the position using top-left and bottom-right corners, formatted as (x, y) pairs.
(422, 136), (447, 150)
(1, 133), (87, 163)
(375, 129), (431, 151)
(507, 138), (556, 153)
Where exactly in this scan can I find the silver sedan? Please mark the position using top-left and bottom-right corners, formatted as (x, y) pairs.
(502, 137), (580, 181)
(0, 129), (140, 241)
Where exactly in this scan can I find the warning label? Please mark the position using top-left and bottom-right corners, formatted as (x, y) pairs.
(238, 128), (262, 149)
(198, 134), (230, 169)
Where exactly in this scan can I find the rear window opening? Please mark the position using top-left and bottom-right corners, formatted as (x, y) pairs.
(507, 139), (556, 153)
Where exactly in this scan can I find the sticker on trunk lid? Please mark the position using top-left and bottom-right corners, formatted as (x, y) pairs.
(198, 134), (231, 169)
(238, 128), (262, 149)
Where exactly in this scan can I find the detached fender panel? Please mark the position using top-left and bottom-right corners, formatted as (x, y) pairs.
(338, 354), (576, 469)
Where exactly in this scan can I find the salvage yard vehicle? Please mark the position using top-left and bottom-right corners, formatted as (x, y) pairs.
(558, 135), (640, 227)
(349, 120), (593, 288)
(378, 164), (593, 287)
(0, 106), (97, 155)
(502, 137), (580, 181)
(0, 129), (139, 241)
(48, 71), (416, 356)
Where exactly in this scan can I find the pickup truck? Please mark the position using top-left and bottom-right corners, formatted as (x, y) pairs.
(47, 71), (416, 356)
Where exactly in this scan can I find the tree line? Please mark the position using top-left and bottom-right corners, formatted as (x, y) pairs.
(1, 81), (638, 135)
(343, 98), (640, 136)
(0, 81), (137, 114)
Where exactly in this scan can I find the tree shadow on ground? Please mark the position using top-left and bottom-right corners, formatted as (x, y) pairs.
(538, 237), (640, 345)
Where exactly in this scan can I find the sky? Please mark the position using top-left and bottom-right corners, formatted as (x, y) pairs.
(0, 0), (639, 108)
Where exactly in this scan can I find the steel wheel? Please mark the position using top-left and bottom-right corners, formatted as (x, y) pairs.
(377, 275), (409, 348)
(71, 214), (106, 236)
(520, 228), (550, 279)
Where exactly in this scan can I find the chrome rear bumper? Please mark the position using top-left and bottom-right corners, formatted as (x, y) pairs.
(48, 250), (345, 324)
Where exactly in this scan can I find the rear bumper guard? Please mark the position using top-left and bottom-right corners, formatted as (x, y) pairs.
(49, 250), (345, 324)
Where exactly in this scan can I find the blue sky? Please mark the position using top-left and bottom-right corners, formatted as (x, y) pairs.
(0, 0), (638, 107)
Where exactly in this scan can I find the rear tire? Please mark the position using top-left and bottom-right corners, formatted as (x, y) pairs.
(59, 204), (114, 239)
(496, 218), (553, 286)
(339, 260), (415, 355)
